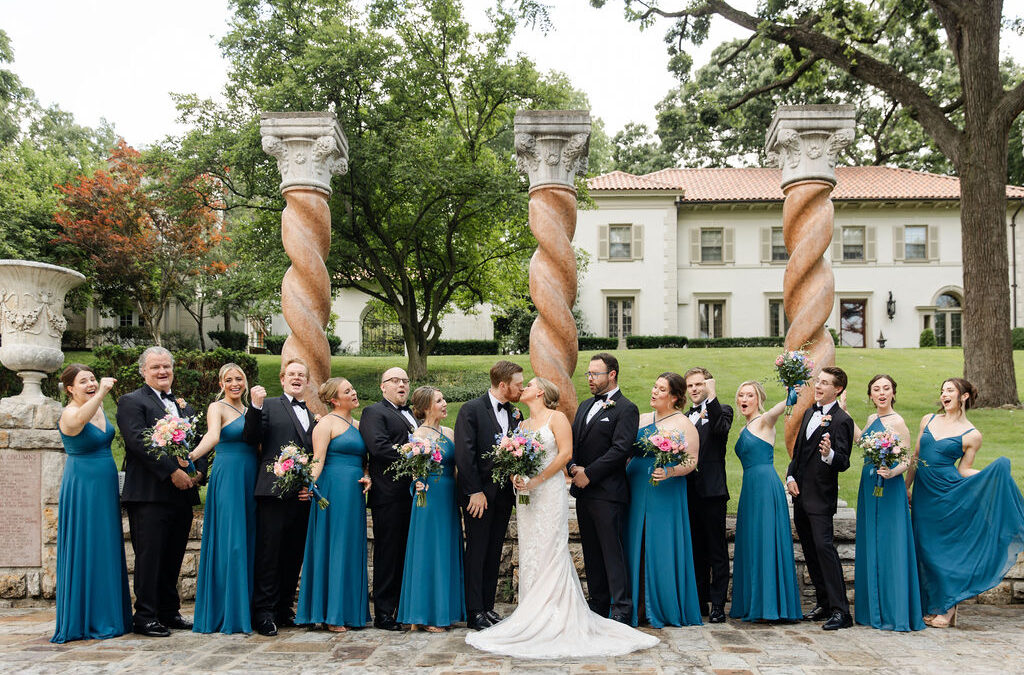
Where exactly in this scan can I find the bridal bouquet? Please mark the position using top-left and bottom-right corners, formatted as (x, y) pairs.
(487, 429), (545, 505)
(145, 413), (198, 474)
(267, 442), (328, 509)
(637, 428), (692, 486)
(859, 429), (911, 497)
(774, 349), (815, 416)
(389, 435), (444, 507)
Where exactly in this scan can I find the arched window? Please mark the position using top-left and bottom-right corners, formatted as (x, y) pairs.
(360, 300), (405, 354)
(934, 292), (962, 347)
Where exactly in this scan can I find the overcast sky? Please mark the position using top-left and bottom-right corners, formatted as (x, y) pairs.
(3, 1), (1021, 147)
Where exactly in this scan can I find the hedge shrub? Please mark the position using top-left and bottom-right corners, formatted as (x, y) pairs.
(578, 336), (618, 351)
(0, 369), (59, 400)
(432, 340), (498, 356)
(687, 336), (785, 348)
(1012, 327), (1024, 350)
(265, 334), (287, 355)
(919, 329), (937, 348)
(208, 330), (249, 351)
(626, 335), (689, 349)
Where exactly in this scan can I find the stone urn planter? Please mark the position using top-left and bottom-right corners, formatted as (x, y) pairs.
(0, 260), (85, 401)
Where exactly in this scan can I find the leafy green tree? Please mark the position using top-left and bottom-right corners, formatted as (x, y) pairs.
(611, 121), (671, 174)
(0, 29), (32, 147)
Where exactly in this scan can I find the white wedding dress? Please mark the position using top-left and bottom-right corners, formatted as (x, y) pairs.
(466, 424), (658, 658)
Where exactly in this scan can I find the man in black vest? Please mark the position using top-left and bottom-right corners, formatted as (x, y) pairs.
(118, 346), (207, 637)
(454, 360), (523, 630)
(683, 367), (733, 623)
(786, 366), (854, 630)
(569, 353), (638, 623)
(360, 366), (417, 631)
(244, 357), (314, 636)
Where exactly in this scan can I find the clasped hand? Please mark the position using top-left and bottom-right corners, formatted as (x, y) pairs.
(569, 465), (590, 488)
(512, 475), (536, 491)
(818, 432), (831, 458)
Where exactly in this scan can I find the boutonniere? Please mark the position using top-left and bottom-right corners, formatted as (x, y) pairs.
(602, 399), (616, 409)
(820, 414), (832, 428)
(313, 413), (322, 423)
(176, 397), (186, 410)
(511, 408), (522, 421)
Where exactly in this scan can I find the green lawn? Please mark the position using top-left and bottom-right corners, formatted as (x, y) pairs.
(68, 347), (1024, 512)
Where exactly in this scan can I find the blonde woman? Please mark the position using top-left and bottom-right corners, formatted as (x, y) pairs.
(191, 363), (259, 634)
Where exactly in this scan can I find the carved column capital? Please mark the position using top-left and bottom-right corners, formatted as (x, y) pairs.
(513, 110), (591, 193)
(260, 112), (349, 196)
(765, 105), (856, 188)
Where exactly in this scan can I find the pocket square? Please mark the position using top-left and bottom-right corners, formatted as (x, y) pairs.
(600, 417), (611, 422)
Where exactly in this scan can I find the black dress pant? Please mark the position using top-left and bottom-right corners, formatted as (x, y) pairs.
(576, 497), (631, 618)
(792, 499), (849, 613)
(687, 492), (729, 609)
(370, 500), (412, 617)
(253, 496), (310, 622)
(126, 501), (193, 624)
(462, 487), (514, 615)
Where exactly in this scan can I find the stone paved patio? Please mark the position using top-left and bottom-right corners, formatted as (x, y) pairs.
(2, 603), (1023, 674)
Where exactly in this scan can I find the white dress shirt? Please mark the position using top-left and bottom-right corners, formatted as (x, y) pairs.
(787, 400), (838, 484)
(150, 386), (180, 417)
(488, 392), (511, 435)
(586, 387), (619, 424)
(284, 393), (311, 432)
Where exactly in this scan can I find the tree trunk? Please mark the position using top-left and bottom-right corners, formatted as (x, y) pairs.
(224, 310), (231, 333)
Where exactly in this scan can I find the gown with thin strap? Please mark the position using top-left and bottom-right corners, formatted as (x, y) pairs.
(193, 413), (259, 634)
(623, 422), (702, 627)
(853, 416), (924, 631)
(397, 433), (465, 626)
(466, 423), (658, 658)
(729, 427), (802, 622)
(296, 424), (371, 627)
(911, 414), (1024, 615)
(52, 415), (133, 643)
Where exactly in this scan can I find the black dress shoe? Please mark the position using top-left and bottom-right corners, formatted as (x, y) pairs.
(466, 612), (494, 631)
(255, 617), (278, 636)
(373, 614), (404, 631)
(609, 613), (631, 625)
(698, 602), (710, 617)
(803, 605), (829, 621)
(133, 620), (171, 637)
(485, 610), (501, 623)
(822, 610), (853, 630)
(160, 614), (193, 630)
(708, 605), (727, 623)
(276, 615), (297, 628)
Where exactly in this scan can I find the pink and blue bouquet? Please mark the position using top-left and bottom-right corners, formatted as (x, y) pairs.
(389, 435), (444, 507)
(487, 429), (545, 504)
(774, 349), (815, 416)
(858, 429), (911, 497)
(637, 428), (692, 486)
(144, 413), (198, 474)
(268, 442), (328, 509)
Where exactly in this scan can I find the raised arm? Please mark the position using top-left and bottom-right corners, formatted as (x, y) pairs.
(58, 377), (115, 436)
(759, 399), (788, 430)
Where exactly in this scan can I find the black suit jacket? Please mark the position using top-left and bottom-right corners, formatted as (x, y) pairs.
(569, 390), (639, 504)
(243, 395), (314, 499)
(453, 393), (521, 506)
(118, 386), (206, 505)
(786, 404), (853, 515)
(359, 399), (417, 508)
(686, 397), (734, 499)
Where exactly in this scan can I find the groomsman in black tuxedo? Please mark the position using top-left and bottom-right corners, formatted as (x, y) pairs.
(786, 366), (855, 630)
(683, 367), (733, 623)
(360, 366), (418, 631)
(244, 357), (314, 636)
(569, 353), (638, 624)
(118, 346), (207, 637)
(454, 360), (523, 630)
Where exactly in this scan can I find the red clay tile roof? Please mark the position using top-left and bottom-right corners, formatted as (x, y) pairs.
(587, 166), (1024, 201)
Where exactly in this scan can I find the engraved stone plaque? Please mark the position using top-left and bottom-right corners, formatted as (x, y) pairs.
(0, 450), (42, 566)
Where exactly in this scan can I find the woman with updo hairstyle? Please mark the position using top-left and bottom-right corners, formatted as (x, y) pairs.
(623, 371), (703, 627)
(907, 377), (1024, 628)
(728, 380), (802, 622)
(296, 377), (371, 631)
(52, 364), (133, 643)
(397, 385), (465, 632)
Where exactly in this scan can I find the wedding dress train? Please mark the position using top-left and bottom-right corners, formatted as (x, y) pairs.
(466, 424), (658, 658)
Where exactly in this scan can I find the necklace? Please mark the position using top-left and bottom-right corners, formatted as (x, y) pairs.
(329, 412), (353, 426)
(654, 411), (681, 424)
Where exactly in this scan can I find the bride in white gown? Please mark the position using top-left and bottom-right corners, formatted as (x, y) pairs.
(466, 377), (658, 659)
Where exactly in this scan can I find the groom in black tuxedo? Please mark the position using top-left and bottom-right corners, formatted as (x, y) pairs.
(569, 353), (638, 623)
(683, 367), (733, 623)
(454, 360), (523, 630)
(360, 366), (418, 631)
(244, 357), (314, 636)
(118, 346), (207, 637)
(786, 366), (854, 630)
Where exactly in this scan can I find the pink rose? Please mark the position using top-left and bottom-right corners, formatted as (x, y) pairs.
(281, 458), (294, 472)
(298, 455), (309, 464)
(273, 462), (285, 477)
(171, 430), (186, 443)
(513, 448), (523, 458)
(432, 450), (442, 462)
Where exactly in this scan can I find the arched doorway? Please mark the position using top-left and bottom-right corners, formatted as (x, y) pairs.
(933, 291), (962, 347)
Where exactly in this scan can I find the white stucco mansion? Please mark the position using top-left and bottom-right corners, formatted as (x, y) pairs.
(576, 166), (1024, 349)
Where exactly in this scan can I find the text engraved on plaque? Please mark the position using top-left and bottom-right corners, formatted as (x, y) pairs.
(0, 450), (42, 566)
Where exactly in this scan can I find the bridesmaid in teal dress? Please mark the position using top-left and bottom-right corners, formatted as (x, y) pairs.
(907, 378), (1024, 628)
(843, 374), (924, 631)
(52, 364), (132, 643)
(297, 377), (372, 631)
(191, 364), (259, 634)
(624, 372), (702, 627)
(729, 381), (802, 622)
(397, 386), (465, 631)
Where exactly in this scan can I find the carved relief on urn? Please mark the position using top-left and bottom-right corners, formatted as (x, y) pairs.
(0, 260), (85, 401)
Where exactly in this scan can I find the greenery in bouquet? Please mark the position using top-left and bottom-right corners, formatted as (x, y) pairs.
(858, 428), (915, 497)
(487, 429), (545, 504)
(637, 428), (693, 486)
(774, 348), (815, 416)
(267, 442), (328, 509)
(144, 413), (198, 474)
(389, 435), (444, 507)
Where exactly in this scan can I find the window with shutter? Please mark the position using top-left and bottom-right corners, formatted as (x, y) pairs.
(690, 228), (701, 264)
(904, 225), (927, 260)
(608, 224), (632, 259)
(842, 226), (865, 261)
(700, 228), (723, 263)
(927, 224), (939, 261)
(771, 227), (788, 261)
(631, 223), (644, 260)
(723, 228), (735, 263)
(598, 224), (609, 260)
(865, 226), (877, 261)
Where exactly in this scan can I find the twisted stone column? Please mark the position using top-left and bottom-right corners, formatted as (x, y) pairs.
(765, 105), (855, 455)
(514, 111), (590, 417)
(261, 113), (348, 411)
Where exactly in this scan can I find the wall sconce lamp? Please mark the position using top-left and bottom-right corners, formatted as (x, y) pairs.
(886, 291), (896, 320)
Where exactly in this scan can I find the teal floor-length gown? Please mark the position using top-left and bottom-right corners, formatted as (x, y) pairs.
(853, 416), (924, 631)
(397, 434), (465, 626)
(624, 422), (702, 628)
(296, 424), (371, 628)
(193, 415), (259, 634)
(729, 427), (802, 622)
(52, 416), (133, 643)
(911, 414), (1024, 615)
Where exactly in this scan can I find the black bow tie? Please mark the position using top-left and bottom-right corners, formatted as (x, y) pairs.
(160, 391), (175, 401)
(688, 406), (701, 416)
(396, 404), (412, 414)
(812, 404), (824, 414)
(496, 401), (511, 414)
(594, 393), (608, 403)
(292, 399), (308, 411)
